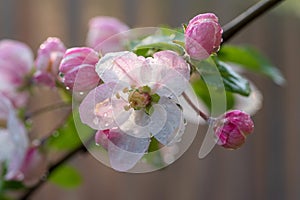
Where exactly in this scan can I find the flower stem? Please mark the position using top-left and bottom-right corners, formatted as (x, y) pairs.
(182, 92), (209, 121)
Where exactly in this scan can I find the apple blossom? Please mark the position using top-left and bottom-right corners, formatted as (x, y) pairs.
(0, 39), (34, 107)
(0, 94), (28, 180)
(19, 146), (47, 185)
(215, 110), (254, 149)
(34, 37), (66, 87)
(79, 50), (189, 171)
(59, 47), (100, 91)
(86, 16), (129, 54)
(185, 13), (223, 60)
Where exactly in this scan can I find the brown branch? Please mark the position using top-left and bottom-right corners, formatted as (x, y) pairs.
(19, 145), (87, 200)
(222, 0), (284, 42)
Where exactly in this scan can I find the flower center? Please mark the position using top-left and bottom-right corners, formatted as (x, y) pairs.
(124, 85), (160, 115)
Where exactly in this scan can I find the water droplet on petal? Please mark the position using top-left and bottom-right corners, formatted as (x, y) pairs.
(66, 87), (70, 90)
(79, 92), (84, 95)
(93, 117), (99, 125)
(103, 112), (108, 117)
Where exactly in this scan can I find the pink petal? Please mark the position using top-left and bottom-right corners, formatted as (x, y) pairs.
(153, 50), (190, 81)
(96, 51), (145, 85)
(79, 82), (121, 130)
(86, 16), (129, 53)
(0, 39), (34, 76)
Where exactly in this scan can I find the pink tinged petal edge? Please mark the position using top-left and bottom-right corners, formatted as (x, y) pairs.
(96, 51), (145, 85)
(106, 128), (150, 172)
(60, 47), (99, 73)
(33, 71), (56, 88)
(153, 97), (185, 145)
(140, 52), (190, 98)
(86, 16), (129, 52)
(35, 37), (66, 73)
(79, 82), (119, 130)
(59, 47), (100, 91)
(153, 50), (190, 81)
(0, 39), (34, 75)
(185, 13), (223, 60)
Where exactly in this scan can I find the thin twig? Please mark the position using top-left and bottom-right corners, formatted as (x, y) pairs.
(19, 145), (87, 200)
(182, 92), (209, 121)
(25, 102), (71, 120)
(222, 0), (284, 42)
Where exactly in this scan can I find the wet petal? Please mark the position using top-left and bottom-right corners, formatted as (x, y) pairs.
(79, 82), (120, 130)
(153, 50), (190, 81)
(153, 97), (185, 145)
(107, 128), (150, 171)
(96, 51), (145, 85)
(141, 59), (189, 97)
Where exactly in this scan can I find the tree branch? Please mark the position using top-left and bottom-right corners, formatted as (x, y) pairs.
(20, 145), (87, 200)
(222, 0), (284, 42)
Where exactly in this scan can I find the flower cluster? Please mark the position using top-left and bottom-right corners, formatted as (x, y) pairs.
(0, 12), (257, 180)
(78, 50), (190, 171)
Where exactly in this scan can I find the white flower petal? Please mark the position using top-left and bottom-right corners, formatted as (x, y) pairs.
(107, 128), (150, 171)
(96, 51), (145, 85)
(153, 97), (185, 145)
(79, 82), (120, 130)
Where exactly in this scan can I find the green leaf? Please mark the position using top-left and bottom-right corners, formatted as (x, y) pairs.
(214, 58), (251, 96)
(0, 194), (13, 200)
(143, 138), (164, 168)
(130, 28), (185, 56)
(49, 165), (82, 189)
(218, 45), (285, 85)
(193, 57), (251, 96)
(2, 180), (25, 191)
(46, 113), (93, 150)
(191, 77), (235, 111)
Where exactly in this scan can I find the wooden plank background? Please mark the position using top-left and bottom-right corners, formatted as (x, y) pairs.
(0, 0), (299, 199)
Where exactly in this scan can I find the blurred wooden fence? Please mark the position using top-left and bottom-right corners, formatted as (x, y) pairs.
(0, 0), (299, 200)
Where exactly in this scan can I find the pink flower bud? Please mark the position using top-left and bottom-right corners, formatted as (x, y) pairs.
(34, 37), (66, 87)
(19, 146), (47, 186)
(0, 39), (34, 107)
(35, 37), (66, 74)
(215, 110), (254, 149)
(86, 16), (129, 54)
(59, 47), (100, 91)
(185, 13), (223, 60)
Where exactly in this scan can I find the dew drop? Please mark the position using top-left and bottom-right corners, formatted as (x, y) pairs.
(95, 142), (100, 146)
(79, 92), (84, 95)
(66, 87), (70, 90)
(183, 119), (187, 126)
(52, 131), (60, 137)
(103, 112), (108, 117)
(93, 117), (99, 125)
(41, 173), (48, 181)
